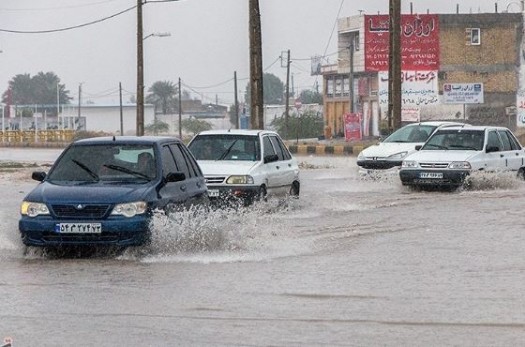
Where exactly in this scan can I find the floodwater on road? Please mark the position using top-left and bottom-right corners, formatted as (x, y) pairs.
(1, 148), (525, 346)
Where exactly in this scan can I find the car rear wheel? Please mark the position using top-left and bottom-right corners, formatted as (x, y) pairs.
(518, 168), (525, 180)
(289, 181), (300, 198)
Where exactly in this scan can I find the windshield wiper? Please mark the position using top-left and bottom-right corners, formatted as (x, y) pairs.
(72, 159), (99, 181)
(103, 164), (150, 180)
(218, 140), (239, 160)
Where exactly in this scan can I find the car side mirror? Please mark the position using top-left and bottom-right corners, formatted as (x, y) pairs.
(486, 146), (499, 153)
(264, 154), (279, 164)
(32, 171), (46, 182)
(415, 145), (422, 151)
(165, 172), (186, 183)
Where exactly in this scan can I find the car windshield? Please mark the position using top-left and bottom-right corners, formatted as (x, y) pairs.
(47, 144), (157, 183)
(189, 135), (260, 161)
(383, 124), (437, 143)
(421, 129), (485, 151)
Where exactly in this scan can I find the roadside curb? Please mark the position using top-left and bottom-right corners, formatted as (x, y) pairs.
(287, 144), (364, 156)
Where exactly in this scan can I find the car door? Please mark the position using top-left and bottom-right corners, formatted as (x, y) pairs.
(269, 134), (296, 194)
(498, 129), (524, 170)
(261, 135), (282, 194)
(483, 130), (506, 171)
(158, 144), (189, 209)
(175, 143), (208, 206)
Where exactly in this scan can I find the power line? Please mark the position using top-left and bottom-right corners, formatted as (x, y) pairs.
(0, 5), (137, 34)
(0, 0), (124, 12)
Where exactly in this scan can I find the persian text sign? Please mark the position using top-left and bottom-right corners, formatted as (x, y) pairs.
(378, 71), (439, 108)
(443, 83), (484, 104)
(364, 14), (440, 71)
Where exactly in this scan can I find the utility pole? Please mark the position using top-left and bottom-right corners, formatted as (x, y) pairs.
(249, 0), (264, 129)
(234, 71), (239, 129)
(119, 82), (123, 135)
(77, 83), (83, 131)
(284, 50), (291, 139)
(348, 40), (354, 114)
(136, 0), (144, 136)
(388, 0), (402, 131)
(178, 77), (182, 139)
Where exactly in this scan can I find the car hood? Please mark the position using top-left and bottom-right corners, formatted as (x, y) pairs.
(405, 150), (478, 162)
(25, 181), (153, 204)
(198, 160), (258, 176)
(360, 142), (421, 158)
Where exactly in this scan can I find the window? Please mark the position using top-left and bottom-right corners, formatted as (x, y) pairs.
(262, 136), (276, 157)
(486, 131), (501, 151)
(466, 28), (480, 45)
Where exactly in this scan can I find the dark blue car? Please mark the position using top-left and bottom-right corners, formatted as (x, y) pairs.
(19, 136), (208, 248)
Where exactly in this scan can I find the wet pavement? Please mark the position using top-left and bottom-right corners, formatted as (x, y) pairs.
(1, 148), (525, 346)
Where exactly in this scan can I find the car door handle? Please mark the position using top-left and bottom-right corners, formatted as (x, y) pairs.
(180, 185), (186, 191)
(276, 165), (280, 169)
(500, 154), (504, 158)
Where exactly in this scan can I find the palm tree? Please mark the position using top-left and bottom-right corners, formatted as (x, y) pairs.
(146, 80), (178, 115)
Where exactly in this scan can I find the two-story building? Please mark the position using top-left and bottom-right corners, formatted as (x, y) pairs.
(323, 10), (523, 138)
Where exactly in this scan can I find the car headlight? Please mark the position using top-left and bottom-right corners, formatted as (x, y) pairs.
(111, 201), (147, 218)
(401, 160), (418, 168)
(20, 201), (50, 217)
(448, 161), (471, 170)
(388, 151), (408, 160)
(226, 175), (254, 184)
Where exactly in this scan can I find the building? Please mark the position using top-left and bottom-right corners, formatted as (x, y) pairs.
(323, 10), (523, 138)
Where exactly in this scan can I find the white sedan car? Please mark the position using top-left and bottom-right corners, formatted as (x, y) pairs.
(399, 125), (525, 189)
(187, 129), (300, 206)
(357, 121), (465, 175)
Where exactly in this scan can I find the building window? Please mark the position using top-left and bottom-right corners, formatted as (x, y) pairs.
(326, 78), (334, 98)
(354, 34), (360, 51)
(466, 28), (481, 45)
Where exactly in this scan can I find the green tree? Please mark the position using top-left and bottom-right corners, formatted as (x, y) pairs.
(245, 73), (284, 105)
(299, 89), (323, 104)
(146, 80), (178, 115)
(145, 118), (170, 135)
(270, 110), (324, 140)
(1, 72), (71, 117)
(181, 117), (212, 136)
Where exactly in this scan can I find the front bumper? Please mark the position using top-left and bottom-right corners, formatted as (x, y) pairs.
(19, 215), (151, 247)
(399, 169), (470, 187)
(357, 159), (402, 170)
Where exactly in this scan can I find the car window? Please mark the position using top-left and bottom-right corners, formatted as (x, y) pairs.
(486, 130), (502, 151)
(180, 144), (203, 177)
(498, 130), (521, 151)
(169, 144), (191, 178)
(275, 135), (292, 160)
(262, 136), (276, 157)
(161, 145), (179, 178)
(269, 136), (284, 160)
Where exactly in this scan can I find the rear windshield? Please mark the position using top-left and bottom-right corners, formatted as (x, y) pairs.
(189, 135), (260, 161)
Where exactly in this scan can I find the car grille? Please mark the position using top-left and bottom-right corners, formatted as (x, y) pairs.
(42, 233), (119, 243)
(419, 162), (449, 169)
(205, 176), (226, 184)
(51, 204), (111, 219)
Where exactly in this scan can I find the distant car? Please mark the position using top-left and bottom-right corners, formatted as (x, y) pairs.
(187, 129), (300, 206)
(399, 125), (525, 189)
(356, 121), (465, 174)
(19, 136), (208, 249)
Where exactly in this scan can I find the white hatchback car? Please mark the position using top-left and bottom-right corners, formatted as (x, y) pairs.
(357, 121), (465, 174)
(187, 129), (300, 206)
(399, 125), (525, 188)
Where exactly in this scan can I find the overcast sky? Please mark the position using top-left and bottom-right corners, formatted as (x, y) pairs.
(0, 0), (518, 105)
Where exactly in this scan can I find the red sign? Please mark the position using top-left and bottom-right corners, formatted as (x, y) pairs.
(344, 113), (362, 141)
(364, 14), (440, 72)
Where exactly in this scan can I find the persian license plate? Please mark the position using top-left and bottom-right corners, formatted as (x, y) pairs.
(419, 172), (443, 179)
(208, 189), (220, 197)
(55, 223), (102, 234)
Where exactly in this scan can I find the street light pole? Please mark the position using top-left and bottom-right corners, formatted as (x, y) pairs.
(136, 0), (144, 136)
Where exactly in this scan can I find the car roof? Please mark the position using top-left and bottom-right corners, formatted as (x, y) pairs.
(404, 121), (466, 127)
(195, 129), (279, 136)
(73, 136), (182, 145)
(434, 125), (510, 132)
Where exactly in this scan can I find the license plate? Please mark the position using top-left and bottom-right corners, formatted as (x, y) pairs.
(420, 172), (443, 179)
(55, 223), (102, 234)
(208, 189), (219, 197)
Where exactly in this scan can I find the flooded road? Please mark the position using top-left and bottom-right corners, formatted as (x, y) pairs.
(1, 148), (525, 346)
